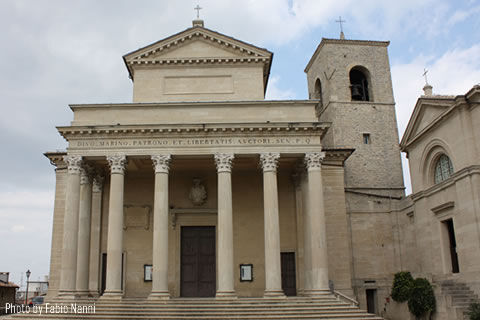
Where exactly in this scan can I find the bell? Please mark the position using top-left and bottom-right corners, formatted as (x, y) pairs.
(351, 84), (363, 100)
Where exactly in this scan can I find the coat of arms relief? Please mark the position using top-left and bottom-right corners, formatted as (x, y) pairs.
(189, 178), (207, 206)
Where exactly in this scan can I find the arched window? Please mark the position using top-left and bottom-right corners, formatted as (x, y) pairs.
(313, 78), (323, 106)
(349, 67), (370, 101)
(434, 154), (454, 184)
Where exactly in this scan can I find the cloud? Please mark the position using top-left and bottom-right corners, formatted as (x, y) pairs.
(447, 5), (480, 26)
(11, 225), (26, 233)
(392, 44), (480, 136)
(0, 188), (53, 287)
(265, 75), (296, 100)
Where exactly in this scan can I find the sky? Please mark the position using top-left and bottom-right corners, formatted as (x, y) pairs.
(0, 0), (479, 289)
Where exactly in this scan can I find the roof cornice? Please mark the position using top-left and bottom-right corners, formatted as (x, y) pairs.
(57, 122), (331, 140)
(305, 38), (390, 73)
(122, 25), (273, 93)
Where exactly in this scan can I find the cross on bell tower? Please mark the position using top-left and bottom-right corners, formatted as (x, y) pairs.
(335, 16), (346, 40)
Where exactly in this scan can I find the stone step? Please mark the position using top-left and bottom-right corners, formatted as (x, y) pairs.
(10, 315), (383, 320)
(93, 302), (351, 308)
(6, 295), (384, 320)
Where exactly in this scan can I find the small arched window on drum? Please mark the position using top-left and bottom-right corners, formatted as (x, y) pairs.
(313, 78), (323, 107)
(434, 154), (454, 184)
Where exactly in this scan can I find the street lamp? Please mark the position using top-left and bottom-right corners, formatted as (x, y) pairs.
(24, 270), (31, 306)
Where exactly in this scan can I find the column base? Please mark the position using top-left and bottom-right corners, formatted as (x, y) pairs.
(58, 290), (77, 299)
(302, 289), (331, 297)
(87, 291), (100, 298)
(74, 290), (90, 297)
(215, 291), (237, 299)
(100, 290), (123, 300)
(148, 291), (170, 300)
(263, 290), (286, 298)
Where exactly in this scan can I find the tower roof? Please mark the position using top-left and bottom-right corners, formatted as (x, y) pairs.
(304, 38), (390, 73)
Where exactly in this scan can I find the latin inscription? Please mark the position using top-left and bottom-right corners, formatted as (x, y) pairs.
(72, 136), (318, 149)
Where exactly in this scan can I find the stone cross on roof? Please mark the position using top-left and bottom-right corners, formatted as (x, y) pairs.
(194, 5), (202, 19)
(423, 68), (429, 85)
(335, 16), (346, 39)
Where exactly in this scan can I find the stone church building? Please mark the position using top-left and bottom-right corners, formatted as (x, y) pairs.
(39, 19), (479, 320)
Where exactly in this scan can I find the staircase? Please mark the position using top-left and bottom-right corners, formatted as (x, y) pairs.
(7, 295), (384, 320)
(440, 280), (479, 320)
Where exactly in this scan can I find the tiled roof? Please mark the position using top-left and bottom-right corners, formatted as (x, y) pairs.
(0, 281), (19, 288)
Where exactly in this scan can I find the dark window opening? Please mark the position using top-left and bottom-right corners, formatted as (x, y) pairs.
(313, 78), (323, 106)
(350, 68), (370, 101)
(443, 219), (460, 273)
(281, 252), (297, 296)
(363, 133), (371, 144)
(366, 289), (377, 314)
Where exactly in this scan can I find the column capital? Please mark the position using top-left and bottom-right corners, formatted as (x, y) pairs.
(151, 154), (171, 173)
(214, 153), (234, 173)
(92, 174), (105, 193)
(80, 165), (94, 185)
(107, 155), (127, 175)
(304, 152), (326, 170)
(260, 153), (280, 172)
(64, 155), (83, 175)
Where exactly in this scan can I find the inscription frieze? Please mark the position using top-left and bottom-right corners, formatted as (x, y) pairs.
(71, 136), (319, 149)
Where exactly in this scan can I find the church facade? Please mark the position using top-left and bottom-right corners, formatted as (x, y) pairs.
(43, 19), (479, 319)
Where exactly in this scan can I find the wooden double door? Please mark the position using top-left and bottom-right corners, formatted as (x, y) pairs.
(180, 226), (216, 297)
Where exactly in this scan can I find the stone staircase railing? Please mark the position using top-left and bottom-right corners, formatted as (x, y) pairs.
(440, 279), (479, 320)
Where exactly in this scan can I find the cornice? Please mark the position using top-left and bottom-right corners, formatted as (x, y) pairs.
(305, 37), (390, 73)
(127, 57), (269, 67)
(44, 151), (67, 168)
(69, 99), (319, 110)
(321, 148), (355, 166)
(57, 122), (331, 140)
(401, 86), (479, 151)
(411, 165), (480, 201)
(123, 27), (272, 62)
(122, 26), (273, 91)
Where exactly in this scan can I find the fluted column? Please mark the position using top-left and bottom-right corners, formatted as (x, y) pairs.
(260, 153), (284, 297)
(59, 155), (83, 296)
(149, 154), (171, 299)
(88, 173), (104, 296)
(304, 152), (329, 295)
(214, 153), (236, 298)
(103, 155), (127, 298)
(75, 165), (94, 295)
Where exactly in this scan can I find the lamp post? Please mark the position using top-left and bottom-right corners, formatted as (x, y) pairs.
(24, 270), (31, 306)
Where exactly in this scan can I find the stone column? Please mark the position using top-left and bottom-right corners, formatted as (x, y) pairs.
(59, 155), (83, 296)
(75, 165), (93, 295)
(214, 153), (236, 298)
(149, 154), (171, 299)
(304, 152), (329, 295)
(260, 153), (284, 297)
(103, 155), (127, 298)
(88, 173), (104, 296)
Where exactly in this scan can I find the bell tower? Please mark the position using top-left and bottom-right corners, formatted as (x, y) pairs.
(305, 38), (404, 196)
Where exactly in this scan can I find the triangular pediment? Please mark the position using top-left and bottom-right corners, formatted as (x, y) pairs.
(410, 104), (448, 137)
(123, 26), (272, 65)
(147, 38), (251, 61)
(123, 24), (273, 90)
(401, 97), (454, 150)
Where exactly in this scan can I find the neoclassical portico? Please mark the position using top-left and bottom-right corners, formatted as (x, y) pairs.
(45, 20), (357, 300)
(54, 137), (334, 299)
